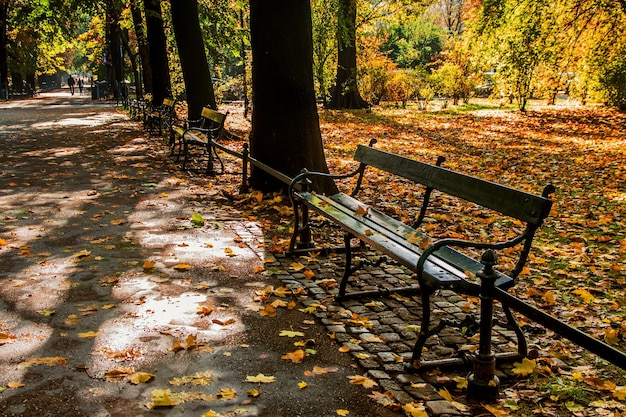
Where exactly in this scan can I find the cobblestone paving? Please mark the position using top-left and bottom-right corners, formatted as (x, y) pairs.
(230, 221), (531, 416)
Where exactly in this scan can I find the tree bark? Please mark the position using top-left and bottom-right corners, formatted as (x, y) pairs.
(249, 0), (337, 195)
(129, 0), (152, 96)
(170, 0), (216, 120)
(0, 0), (8, 99)
(143, 0), (171, 104)
(106, 0), (124, 99)
(327, 0), (368, 109)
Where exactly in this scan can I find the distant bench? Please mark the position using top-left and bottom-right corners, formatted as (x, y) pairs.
(169, 106), (228, 175)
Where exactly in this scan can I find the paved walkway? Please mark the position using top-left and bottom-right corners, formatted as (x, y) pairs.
(0, 92), (508, 416)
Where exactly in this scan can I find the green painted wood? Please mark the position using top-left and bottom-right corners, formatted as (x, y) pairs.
(354, 145), (552, 225)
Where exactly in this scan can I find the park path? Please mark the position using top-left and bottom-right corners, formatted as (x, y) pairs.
(0, 92), (408, 417)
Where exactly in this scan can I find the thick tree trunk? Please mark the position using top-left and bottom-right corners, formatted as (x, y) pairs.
(249, 0), (337, 195)
(129, 0), (152, 96)
(170, 0), (216, 120)
(107, 0), (124, 99)
(143, 0), (171, 104)
(327, 0), (368, 109)
(0, 1), (8, 99)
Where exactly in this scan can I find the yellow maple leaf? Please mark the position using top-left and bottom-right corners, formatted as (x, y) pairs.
(148, 388), (180, 407)
(279, 330), (305, 338)
(454, 376), (468, 389)
(110, 219), (126, 225)
(290, 262), (306, 271)
(19, 356), (68, 368)
(303, 269), (316, 279)
(6, 382), (25, 389)
(298, 381), (308, 389)
(142, 260), (156, 270)
(572, 288), (595, 303)
(348, 375), (378, 389)
(305, 366), (339, 376)
(197, 305), (214, 316)
(604, 328), (620, 345)
(403, 402), (428, 417)
(281, 349), (306, 364)
(245, 373), (276, 383)
(336, 410), (350, 416)
(217, 387), (237, 400)
(224, 247), (237, 257)
(74, 249), (91, 258)
(129, 372), (155, 384)
(438, 387), (453, 401)
(614, 386), (626, 400)
(105, 367), (134, 381)
(512, 358), (536, 376)
(78, 331), (100, 339)
(174, 263), (192, 271)
(247, 389), (260, 397)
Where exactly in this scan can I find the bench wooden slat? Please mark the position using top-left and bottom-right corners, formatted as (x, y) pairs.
(298, 190), (514, 290)
(329, 193), (515, 290)
(354, 145), (552, 225)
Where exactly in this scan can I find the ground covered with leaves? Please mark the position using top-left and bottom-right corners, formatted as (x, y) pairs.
(222, 100), (626, 416)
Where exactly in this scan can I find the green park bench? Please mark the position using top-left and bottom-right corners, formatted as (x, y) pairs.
(286, 139), (626, 399)
(172, 106), (227, 175)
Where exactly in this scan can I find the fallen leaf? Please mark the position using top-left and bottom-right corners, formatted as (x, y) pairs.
(78, 331), (100, 339)
(281, 349), (306, 364)
(129, 372), (155, 384)
(245, 373), (276, 383)
(279, 330), (305, 338)
(348, 375), (378, 389)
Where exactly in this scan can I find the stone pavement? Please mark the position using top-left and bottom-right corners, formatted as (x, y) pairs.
(0, 92), (522, 416)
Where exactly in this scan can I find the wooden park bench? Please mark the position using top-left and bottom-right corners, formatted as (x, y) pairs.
(146, 97), (175, 137)
(172, 107), (227, 175)
(287, 139), (626, 396)
(129, 93), (152, 123)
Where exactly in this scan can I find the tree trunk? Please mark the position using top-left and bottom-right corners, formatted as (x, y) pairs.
(249, 0), (337, 195)
(170, 0), (216, 120)
(0, 0), (8, 99)
(327, 0), (368, 109)
(129, 0), (152, 96)
(143, 0), (171, 104)
(107, 0), (124, 99)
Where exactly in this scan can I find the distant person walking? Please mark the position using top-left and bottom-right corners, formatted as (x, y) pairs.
(68, 75), (76, 95)
(78, 78), (84, 94)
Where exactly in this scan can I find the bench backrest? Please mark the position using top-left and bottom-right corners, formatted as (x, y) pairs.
(355, 145), (553, 226)
(162, 98), (174, 107)
(201, 107), (226, 125)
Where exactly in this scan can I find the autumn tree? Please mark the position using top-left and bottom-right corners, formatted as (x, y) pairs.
(249, 0), (336, 194)
(170, 0), (216, 119)
(128, 0), (152, 96)
(327, 0), (369, 109)
(143, 0), (170, 104)
(0, 0), (8, 98)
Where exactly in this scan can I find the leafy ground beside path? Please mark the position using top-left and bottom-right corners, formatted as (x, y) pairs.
(220, 100), (626, 416)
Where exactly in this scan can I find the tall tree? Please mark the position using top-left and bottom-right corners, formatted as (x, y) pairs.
(249, 0), (336, 194)
(170, 0), (216, 119)
(0, 0), (9, 98)
(327, 0), (368, 109)
(129, 0), (152, 95)
(143, 0), (170, 104)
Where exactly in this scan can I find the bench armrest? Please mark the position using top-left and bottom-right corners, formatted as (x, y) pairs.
(416, 228), (535, 287)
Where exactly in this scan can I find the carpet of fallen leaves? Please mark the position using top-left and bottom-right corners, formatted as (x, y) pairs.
(223, 100), (626, 416)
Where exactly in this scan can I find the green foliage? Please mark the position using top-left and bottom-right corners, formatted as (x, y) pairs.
(596, 43), (626, 111)
(379, 16), (444, 70)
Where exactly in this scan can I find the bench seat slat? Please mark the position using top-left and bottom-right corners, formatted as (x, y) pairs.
(296, 191), (514, 291)
(354, 145), (552, 225)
